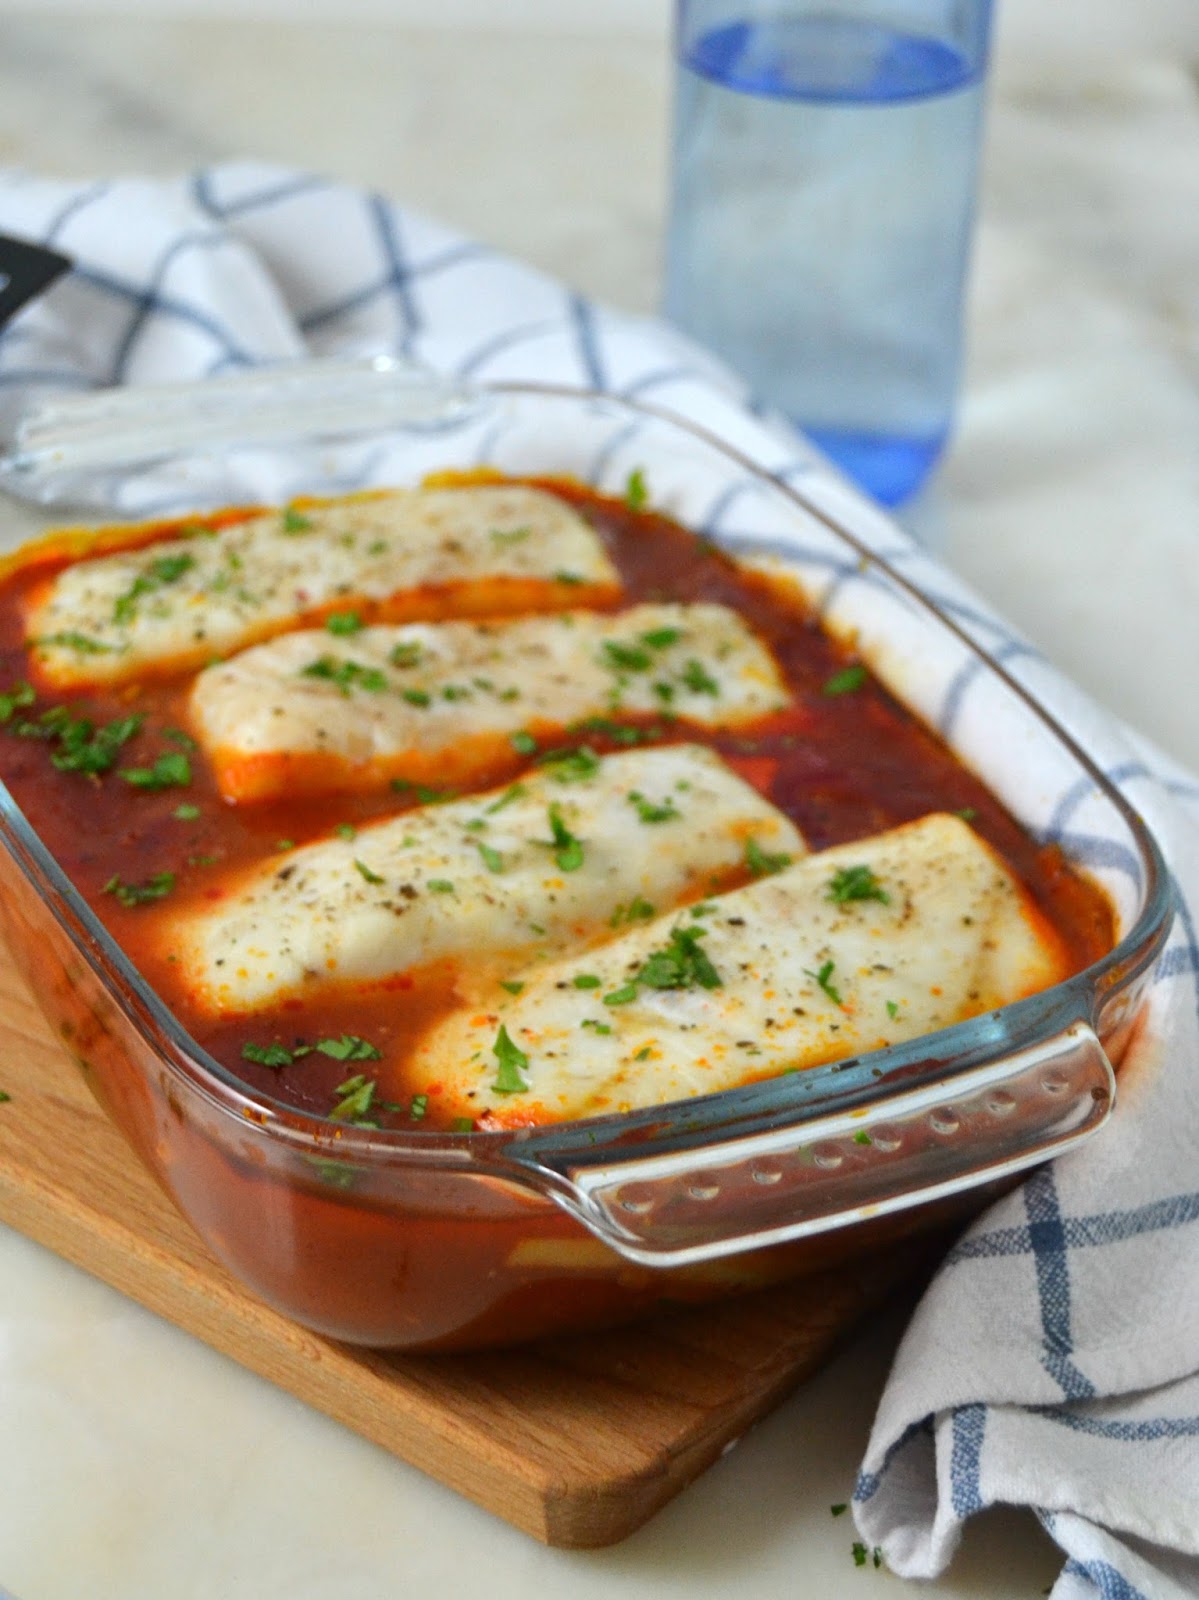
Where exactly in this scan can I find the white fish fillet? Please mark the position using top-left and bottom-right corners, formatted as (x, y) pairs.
(409, 814), (1071, 1126)
(170, 743), (804, 1015)
(27, 485), (620, 686)
(188, 602), (791, 802)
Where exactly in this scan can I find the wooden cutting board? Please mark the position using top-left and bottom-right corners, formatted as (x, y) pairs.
(0, 947), (915, 1549)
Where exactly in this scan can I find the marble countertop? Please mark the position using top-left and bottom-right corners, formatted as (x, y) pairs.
(0, 6), (1194, 1598)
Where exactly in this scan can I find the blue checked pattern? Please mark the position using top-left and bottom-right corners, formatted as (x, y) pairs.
(1, 160), (1198, 1600)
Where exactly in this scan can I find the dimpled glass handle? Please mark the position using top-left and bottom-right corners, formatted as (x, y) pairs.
(535, 1021), (1114, 1267)
(0, 356), (480, 497)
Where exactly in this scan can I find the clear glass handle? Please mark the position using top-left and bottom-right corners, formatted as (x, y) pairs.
(529, 1021), (1114, 1267)
(0, 356), (481, 500)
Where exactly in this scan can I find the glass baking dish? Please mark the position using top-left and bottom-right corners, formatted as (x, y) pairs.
(0, 367), (1175, 1350)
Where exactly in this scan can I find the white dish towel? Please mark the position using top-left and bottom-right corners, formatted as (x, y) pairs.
(0, 160), (1197, 1600)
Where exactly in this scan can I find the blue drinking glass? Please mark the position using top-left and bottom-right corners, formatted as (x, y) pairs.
(664, 0), (994, 506)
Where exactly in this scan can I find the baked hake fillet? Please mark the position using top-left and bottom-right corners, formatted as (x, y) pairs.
(410, 813), (1072, 1127)
(188, 602), (791, 802)
(26, 485), (620, 688)
(171, 743), (804, 1015)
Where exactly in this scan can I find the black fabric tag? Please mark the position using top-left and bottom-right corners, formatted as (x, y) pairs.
(0, 234), (72, 330)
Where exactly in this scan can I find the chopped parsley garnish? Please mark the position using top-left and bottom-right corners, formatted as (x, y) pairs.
(325, 610), (363, 636)
(830, 1504), (848, 1518)
(603, 983), (639, 1007)
(241, 1041), (294, 1068)
(745, 837), (793, 877)
(476, 840), (505, 873)
(499, 979), (525, 996)
(572, 974), (601, 989)
(610, 895), (656, 927)
(103, 871), (175, 907)
(302, 656), (388, 695)
(354, 858), (385, 885)
(624, 467), (649, 511)
(634, 1046), (652, 1061)
(330, 1074), (378, 1125)
(554, 570), (584, 586)
(0, 681), (35, 723)
(113, 553), (195, 625)
(451, 1116), (475, 1133)
(281, 505), (313, 533)
(391, 779), (456, 804)
(35, 631), (119, 655)
(826, 864), (890, 905)
(119, 750), (191, 790)
(510, 730), (538, 756)
(402, 687), (431, 708)
(823, 663), (867, 696)
(389, 641), (424, 669)
(335, 823), (357, 840)
(491, 1025), (530, 1095)
(490, 524), (531, 545)
(409, 1094), (429, 1121)
(602, 639), (652, 673)
(317, 1034), (382, 1062)
(427, 878), (455, 893)
(173, 802), (201, 821)
(641, 626), (682, 650)
(680, 658), (719, 696)
(569, 716), (657, 746)
(275, 839), (294, 852)
(581, 1019), (612, 1034)
(804, 959), (843, 1007)
(541, 745), (601, 783)
(541, 803), (584, 871)
(26, 708), (145, 776)
(955, 805), (978, 822)
(886, 1000), (900, 1020)
(853, 1130), (872, 1145)
(627, 790), (680, 824)
(485, 782), (527, 814)
(637, 924), (722, 991)
(0, 1090), (10, 1103)
(164, 727), (198, 751)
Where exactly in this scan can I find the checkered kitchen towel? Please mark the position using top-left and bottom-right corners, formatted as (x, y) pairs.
(0, 160), (1197, 1600)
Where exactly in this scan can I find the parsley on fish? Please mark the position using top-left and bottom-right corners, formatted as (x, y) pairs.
(302, 656), (388, 695)
(113, 553), (195, 626)
(541, 803), (584, 871)
(491, 1025), (530, 1095)
(826, 864), (890, 905)
(637, 924), (722, 991)
(281, 505), (313, 533)
(804, 959), (844, 1007)
(627, 790), (680, 824)
(745, 837), (793, 878)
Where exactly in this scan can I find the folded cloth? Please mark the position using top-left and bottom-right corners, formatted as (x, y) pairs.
(0, 160), (1197, 1600)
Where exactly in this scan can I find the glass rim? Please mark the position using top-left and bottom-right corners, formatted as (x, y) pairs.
(0, 378), (1176, 1179)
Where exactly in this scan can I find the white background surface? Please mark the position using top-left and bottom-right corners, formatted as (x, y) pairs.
(0, 5), (1195, 1598)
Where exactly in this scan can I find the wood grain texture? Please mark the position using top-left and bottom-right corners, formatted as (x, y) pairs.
(0, 947), (913, 1547)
